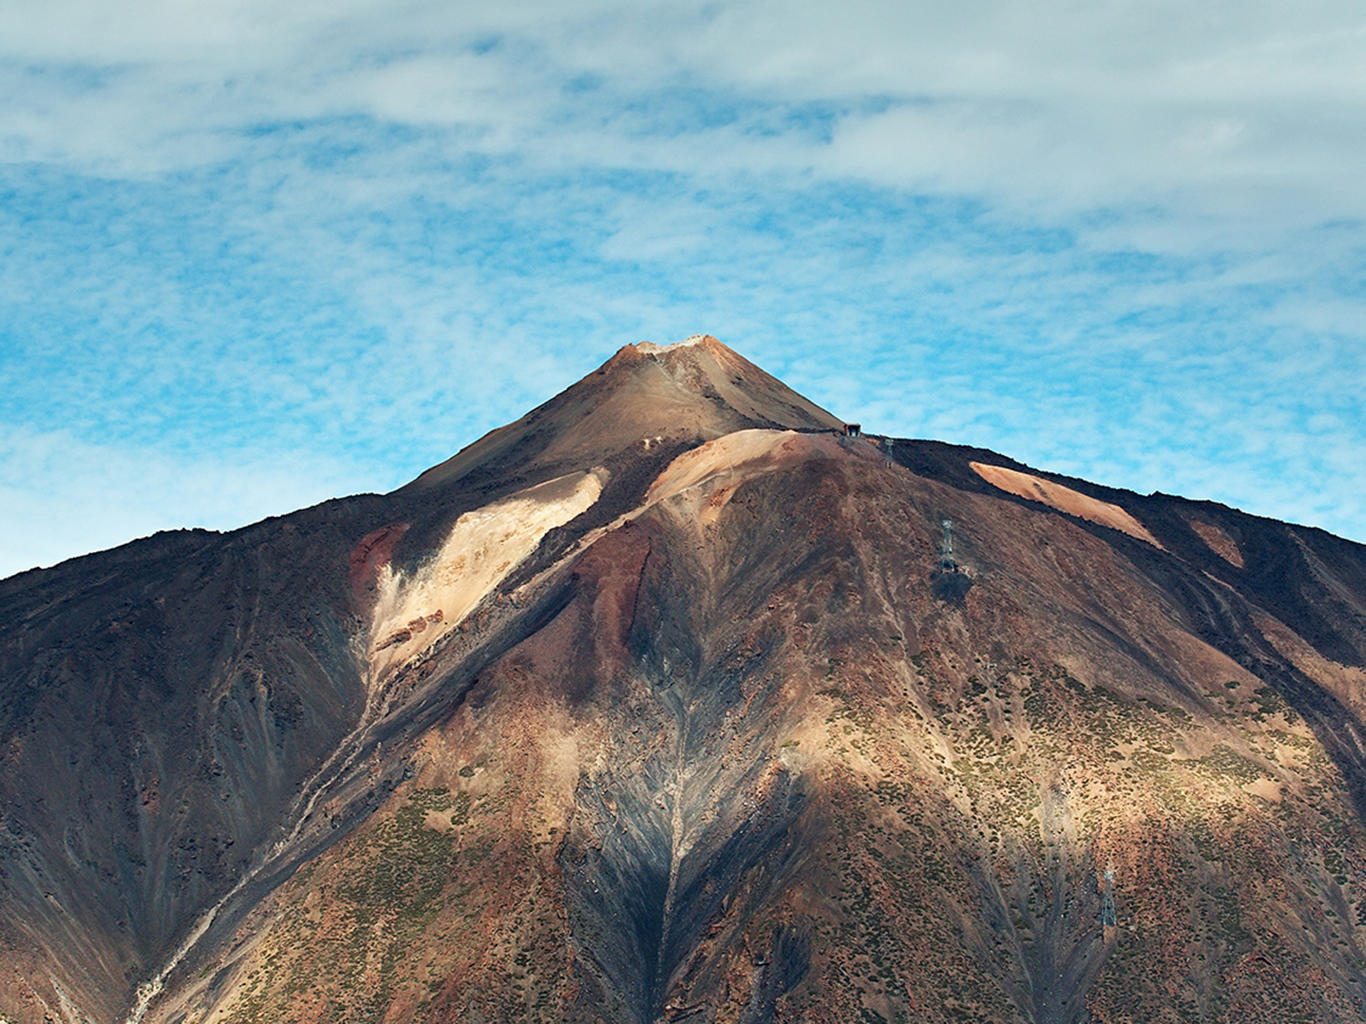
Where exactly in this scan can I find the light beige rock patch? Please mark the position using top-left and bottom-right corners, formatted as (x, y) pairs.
(648, 428), (796, 502)
(645, 428), (843, 530)
(1189, 519), (1245, 567)
(971, 462), (1163, 548)
(369, 470), (605, 678)
(1255, 610), (1366, 723)
(1242, 777), (1282, 803)
(423, 809), (456, 832)
(534, 718), (581, 841)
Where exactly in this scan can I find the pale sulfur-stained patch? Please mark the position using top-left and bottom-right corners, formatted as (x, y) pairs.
(635, 335), (709, 354)
(369, 470), (606, 677)
(971, 462), (1163, 548)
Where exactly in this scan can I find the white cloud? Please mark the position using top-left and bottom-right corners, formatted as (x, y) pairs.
(1, 0), (1362, 225)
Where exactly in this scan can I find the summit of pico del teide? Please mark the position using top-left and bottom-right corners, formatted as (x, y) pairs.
(4, 336), (1366, 1024)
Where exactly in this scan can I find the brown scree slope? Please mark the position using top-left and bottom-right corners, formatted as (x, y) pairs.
(2, 338), (1366, 1024)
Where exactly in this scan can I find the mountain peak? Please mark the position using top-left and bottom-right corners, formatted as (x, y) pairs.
(8, 333), (1366, 1024)
(401, 335), (843, 492)
(632, 333), (715, 355)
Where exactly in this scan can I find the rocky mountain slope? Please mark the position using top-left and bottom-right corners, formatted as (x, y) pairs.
(2, 336), (1366, 1024)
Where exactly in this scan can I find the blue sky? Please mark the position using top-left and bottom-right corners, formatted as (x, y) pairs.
(1, 0), (1364, 577)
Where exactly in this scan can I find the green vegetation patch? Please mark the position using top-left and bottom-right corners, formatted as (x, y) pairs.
(223, 787), (469, 1024)
(1197, 744), (1266, 785)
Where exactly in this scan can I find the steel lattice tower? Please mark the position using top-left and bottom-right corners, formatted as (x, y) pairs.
(1102, 869), (1117, 928)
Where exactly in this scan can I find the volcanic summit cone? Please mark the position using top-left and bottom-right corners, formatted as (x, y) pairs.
(3, 337), (1366, 1024)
